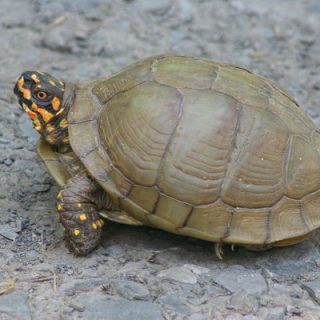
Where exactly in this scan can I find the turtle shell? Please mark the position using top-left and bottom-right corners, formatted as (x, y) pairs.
(67, 55), (320, 246)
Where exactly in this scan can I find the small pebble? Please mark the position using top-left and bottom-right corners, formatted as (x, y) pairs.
(70, 301), (85, 312)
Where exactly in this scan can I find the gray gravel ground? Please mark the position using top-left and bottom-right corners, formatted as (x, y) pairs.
(1, 0), (320, 319)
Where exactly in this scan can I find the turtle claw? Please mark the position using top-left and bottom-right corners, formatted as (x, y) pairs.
(231, 244), (235, 251)
(214, 242), (224, 260)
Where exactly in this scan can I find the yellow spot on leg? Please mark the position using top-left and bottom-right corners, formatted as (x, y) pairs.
(99, 219), (104, 226)
(62, 137), (69, 144)
(57, 204), (63, 211)
(47, 124), (56, 133)
(92, 223), (97, 230)
(74, 229), (80, 236)
(77, 203), (82, 208)
(59, 118), (68, 128)
(57, 191), (62, 200)
(96, 220), (102, 228)
(79, 214), (87, 221)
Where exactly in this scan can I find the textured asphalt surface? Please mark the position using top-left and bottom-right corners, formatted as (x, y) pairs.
(1, 1), (320, 319)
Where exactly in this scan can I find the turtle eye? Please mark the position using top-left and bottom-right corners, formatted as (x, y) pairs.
(33, 89), (50, 101)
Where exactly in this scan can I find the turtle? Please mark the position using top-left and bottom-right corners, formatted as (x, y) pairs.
(13, 55), (320, 257)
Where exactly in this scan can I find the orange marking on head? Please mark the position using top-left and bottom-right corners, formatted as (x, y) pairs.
(31, 102), (38, 111)
(38, 108), (54, 122)
(27, 111), (37, 119)
(32, 102), (53, 122)
(17, 78), (31, 100)
(52, 97), (61, 110)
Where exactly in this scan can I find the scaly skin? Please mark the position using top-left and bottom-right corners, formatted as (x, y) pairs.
(56, 172), (106, 256)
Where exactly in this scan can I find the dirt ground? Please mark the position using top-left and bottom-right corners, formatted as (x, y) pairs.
(1, 0), (320, 319)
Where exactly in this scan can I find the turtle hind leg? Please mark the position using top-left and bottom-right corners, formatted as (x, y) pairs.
(56, 172), (107, 256)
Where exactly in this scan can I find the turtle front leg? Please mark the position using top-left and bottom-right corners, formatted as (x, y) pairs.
(56, 172), (106, 256)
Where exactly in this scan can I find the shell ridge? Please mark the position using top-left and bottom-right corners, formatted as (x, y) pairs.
(283, 135), (293, 196)
(155, 88), (185, 187)
(219, 105), (243, 198)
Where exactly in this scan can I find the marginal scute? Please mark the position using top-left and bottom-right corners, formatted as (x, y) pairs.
(92, 57), (154, 104)
(109, 170), (132, 195)
(270, 198), (307, 243)
(226, 208), (270, 244)
(119, 197), (149, 225)
(149, 194), (192, 227)
(268, 85), (314, 138)
(69, 121), (98, 158)
(128, 186), (159, 212)
(302, 189), (320, 230)
(81, 149), (112, 183)
(213, 65), (271, 109)
(68, 82), (100, 123)
(286, 136), (320, 199)
(181, 200), (232, 241)
(153, 56), (218, 89)
(98, 81), (181, 186)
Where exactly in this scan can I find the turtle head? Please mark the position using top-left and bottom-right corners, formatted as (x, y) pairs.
(14, 71), (71, 145)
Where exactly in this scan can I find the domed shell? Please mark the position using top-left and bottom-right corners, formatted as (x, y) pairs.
(68, 55), (320, 247)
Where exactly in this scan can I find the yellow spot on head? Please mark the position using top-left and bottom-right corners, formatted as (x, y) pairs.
(79, 214), (87, 221)
(56, 107), (64, 116)
(31, 74), (40, 84)
(57, 191), (62, 200)
(18, 78), (31, 100)
(74, 229), (80, 236)
(52, 97), (61, 111)
(96, 220), (101, 228)
(57, 204), (63, 211)
(99, 219), (104, 226)
(92, 223), (97, 230)
(31, 102), (38, 111)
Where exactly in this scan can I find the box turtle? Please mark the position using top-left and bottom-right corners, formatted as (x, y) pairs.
(13, 55), (320, 257)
